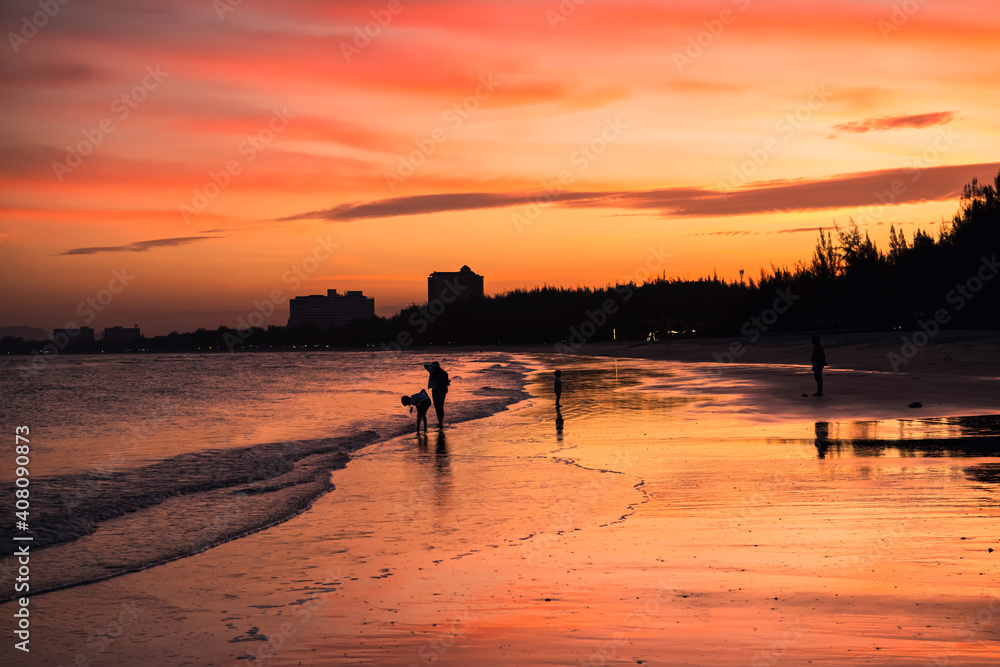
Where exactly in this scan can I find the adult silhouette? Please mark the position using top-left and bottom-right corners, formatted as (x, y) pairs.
(424, 361), (450, 428)
(811, 335), (827, 397)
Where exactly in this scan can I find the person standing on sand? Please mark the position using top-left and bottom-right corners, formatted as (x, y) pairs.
(424, 361), (450, 428)
(811, 334), (827, 397)
(554, 370), (563, 407)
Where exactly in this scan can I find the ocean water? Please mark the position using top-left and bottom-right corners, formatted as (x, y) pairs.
(0, 350), (532, 598)
(6, 353), (1000, 665)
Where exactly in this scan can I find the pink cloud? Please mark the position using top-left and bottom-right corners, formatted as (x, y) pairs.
(833, 111), (956, 134)
(279, 162), (1000, 222)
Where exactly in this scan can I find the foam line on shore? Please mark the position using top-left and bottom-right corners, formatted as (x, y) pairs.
(0, 358), (533, 601)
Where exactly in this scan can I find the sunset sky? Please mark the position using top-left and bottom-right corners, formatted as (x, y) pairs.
(2, 0), (999, 336)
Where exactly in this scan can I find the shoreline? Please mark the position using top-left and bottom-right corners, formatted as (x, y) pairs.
(8, 336), (995, 603)
(0, 354), (534, 602)
(6, 327), (999, 364)
(577, 328), (1000, 374)
(582, 330), (1000, 423)
(11, 351), (999, 666)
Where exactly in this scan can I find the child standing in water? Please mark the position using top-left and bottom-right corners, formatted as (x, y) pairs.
(401, 389), (432, 432)
(554, 370), (563, 406)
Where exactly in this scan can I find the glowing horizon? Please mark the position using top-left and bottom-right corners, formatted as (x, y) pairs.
(2, 0), (999, 335)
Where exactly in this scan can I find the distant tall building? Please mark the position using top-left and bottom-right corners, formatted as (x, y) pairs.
(288, 289), (375, 329)
(102, 325), (141, 342)
(428, 265), (484, 304)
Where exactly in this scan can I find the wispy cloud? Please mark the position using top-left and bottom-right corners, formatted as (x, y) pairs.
(279, 162), (1000, 223)
(832, 111), (956, 135)
(773, 226), (835, 235)
(275, 192), (614, 222)
(690, 225), (836, 237)
(60, 235), (218, 256)
(690, 230), (755, 237)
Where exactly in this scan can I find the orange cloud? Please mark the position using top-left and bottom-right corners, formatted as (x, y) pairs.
(279, 162), (1000, 222)
(832, 111), (956, 134)
(60, 235), (220, 256)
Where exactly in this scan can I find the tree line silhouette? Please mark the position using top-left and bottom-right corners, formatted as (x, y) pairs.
(3, 170), (998, 355)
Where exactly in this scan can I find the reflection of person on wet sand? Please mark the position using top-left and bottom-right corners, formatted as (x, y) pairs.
(554, 370), (563, 407)
(811, 335), (827, 397)
(433, 430), (449, 473)
(555, 406), (564, 441)
(814, 421), (830, 458)
(401, 389), (432, 432)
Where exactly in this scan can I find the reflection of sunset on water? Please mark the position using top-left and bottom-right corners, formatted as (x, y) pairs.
(18, 355), (999, 665)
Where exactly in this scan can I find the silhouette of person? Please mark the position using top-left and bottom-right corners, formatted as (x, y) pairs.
(814, 421), (830, 458)
(554, 369), (563, 407)
(401, 389), (432, 432)
(424, 361), (450, 428)
(811, 334), (826, 397)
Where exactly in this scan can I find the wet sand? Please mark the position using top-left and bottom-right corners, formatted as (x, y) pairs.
(9, 351), (1000, 666)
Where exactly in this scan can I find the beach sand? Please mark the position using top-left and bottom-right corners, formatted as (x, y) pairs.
(8, 335), (1000, 666)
